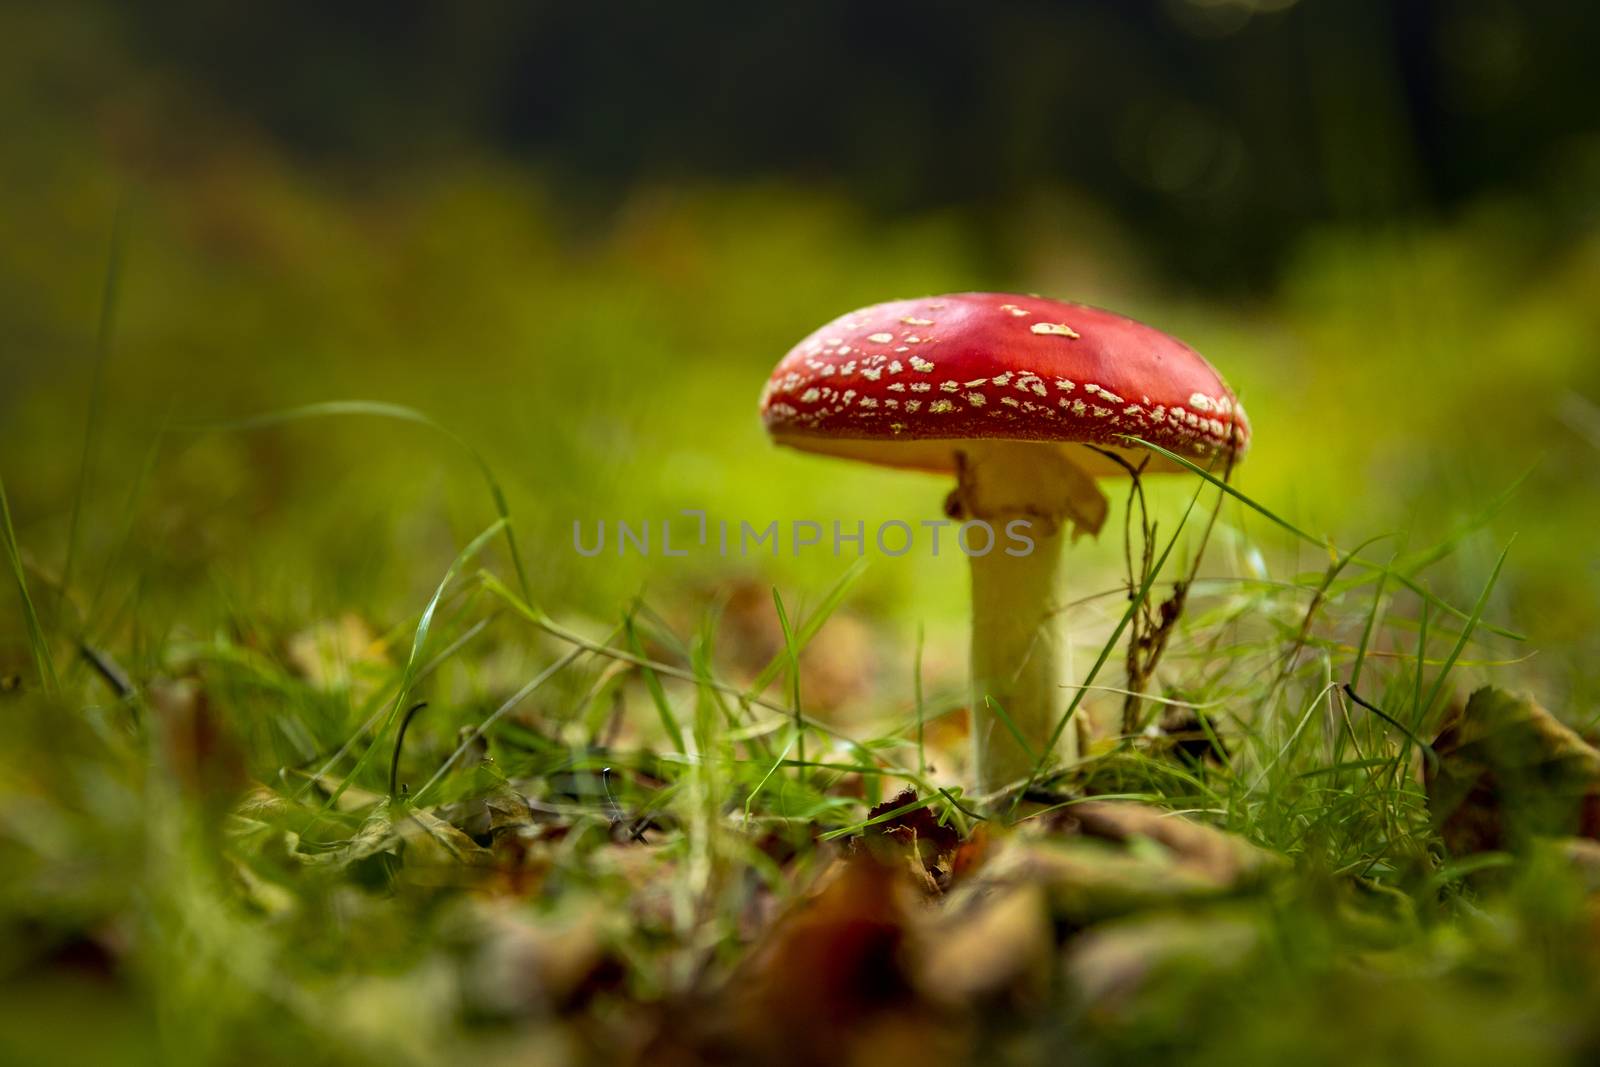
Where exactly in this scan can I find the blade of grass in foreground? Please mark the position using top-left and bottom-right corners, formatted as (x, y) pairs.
(771, 588), (804, 777)
(743, 558), (869, 700)
(987, 695), (1040, 769)
(1349, 564), (1391, 692)
(61, 195), (128, 636)
(317, 517), (507, 816)
(1416, 542), (1511, 726)
(184, 400), (533, 608)
(412, 632), (610, 805)
(627, 607), (687, 754)
(1123, 435), (1524, 641)
(0, 474), (58, 694)
(1016, 475), (1209, 802)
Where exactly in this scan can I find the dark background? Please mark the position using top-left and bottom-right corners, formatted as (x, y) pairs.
(118, 0), (1600, 288)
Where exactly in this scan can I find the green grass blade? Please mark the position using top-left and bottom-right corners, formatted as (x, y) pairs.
(744, 732), (799, 819)
(1123, 435), (1524, 641)
(771, 588), (805, 776)
(318, 517), (506, 814)
(413, 635), (604, 804)
(626, 609), (687, 754)
(61, 195), (129, 632)
(986, 695), (1039, 768)
(1416, 542), (1511, 726)
(914, 621), (927, 777)
(744, 557), (868, 699)
(1028, 475), (1209, 784)
(1349, 564), (1391, 692)
(0, 474), (59, 694)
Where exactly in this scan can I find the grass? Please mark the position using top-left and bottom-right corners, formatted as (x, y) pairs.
(4, 86), (1600, 1059)
(9, 388), (1598, 1067)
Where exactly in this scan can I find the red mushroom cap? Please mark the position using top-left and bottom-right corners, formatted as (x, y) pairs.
(760, 292), (1250, 476)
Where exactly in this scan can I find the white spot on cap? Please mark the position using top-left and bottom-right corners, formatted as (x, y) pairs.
(888, 360), (904, 374)
(909, 356), (935, 372)
(800, 388), (821, 404)
(999, 303), (1030, 317)
(929, 399), (955, 413)
(901, 316), (934, 326)
(966, 392), (986, 406)
(904, 400), (922, 412)
(867, 332), (894, 343)
(1031, 322), (1080, 338)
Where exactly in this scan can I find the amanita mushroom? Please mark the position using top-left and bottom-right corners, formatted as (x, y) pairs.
(759, 293), (1250, 795)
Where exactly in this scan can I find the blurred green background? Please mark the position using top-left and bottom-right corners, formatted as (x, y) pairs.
(4, 0), (1599, 697)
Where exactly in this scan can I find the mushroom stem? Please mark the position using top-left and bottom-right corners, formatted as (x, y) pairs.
(951, 441), (1107, 796)
(969, 520), (1073, 794)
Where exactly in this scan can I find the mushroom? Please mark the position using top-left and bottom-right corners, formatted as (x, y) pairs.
(759, 293), (1250, 796)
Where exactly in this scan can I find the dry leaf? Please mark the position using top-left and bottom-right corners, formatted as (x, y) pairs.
(954, 802), (1281, 928)
(1427, 685), (1600, 854)
(858, 789), (964, 890)
(914, 879), (1052, 1007)
(1052, 800), (1279, 887)
(693, 854), (961, 1065)
(1064, 911), (1261, 1019)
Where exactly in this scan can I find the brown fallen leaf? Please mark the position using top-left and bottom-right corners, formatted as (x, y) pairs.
(1427, 685), (1600, 854)
(950, 803), (1282, 929)
(1064, 911), (1261, 1021)
(913, 879), (1053, 1008)
(440, 780), (537, 843)
(1049, 800), (1280, 887)
(681, 853), (964, 1066)
(396, 807), (498, 874)
(857, 788), (965, 891)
